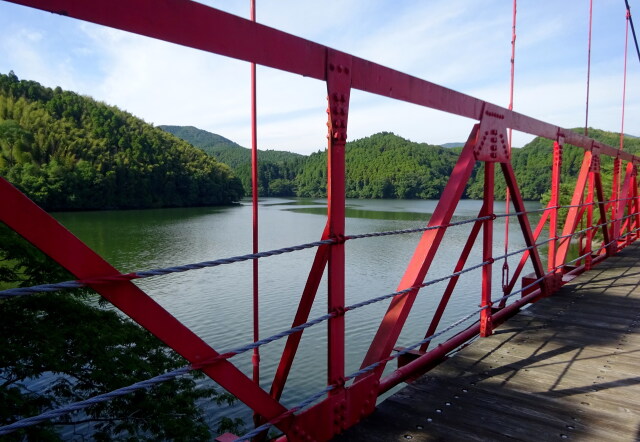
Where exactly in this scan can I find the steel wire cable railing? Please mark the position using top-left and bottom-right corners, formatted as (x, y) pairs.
(236, 224), (640, 441)
(492, 225), (640, 306)
(0, 214), (495, 298)
(0, 255), (494, 435)
(2, 198), (637, 299)
(3, 208), (638, 437)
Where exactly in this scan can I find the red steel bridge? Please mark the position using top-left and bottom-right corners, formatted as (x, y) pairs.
(1, 1), (640, 441)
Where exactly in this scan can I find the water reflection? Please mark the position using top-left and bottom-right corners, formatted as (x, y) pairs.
(51, 197), (544, 432)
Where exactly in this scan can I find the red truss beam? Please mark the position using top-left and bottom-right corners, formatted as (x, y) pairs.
(3, 1), (640, 441)
(0, 178), (292, 432)
(4, 0), (640, 164)
(358, 125), (479, 376)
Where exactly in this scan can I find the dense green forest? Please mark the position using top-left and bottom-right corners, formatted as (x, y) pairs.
(296, 132), (458, 198)
(164, 128), (459, 199)
(466, 128), (640, 201)
(0, 74), (245, 440)
(0, 72), (243, 211)
(168, 125), (640, 202)
(2, 71), (639, 210)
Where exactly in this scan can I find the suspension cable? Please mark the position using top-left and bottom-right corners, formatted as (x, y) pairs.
(503, 0), (517, 293)
(625, 0), (640, 64)
(585, 0), (593, 135)
(621, 4), (630, 152)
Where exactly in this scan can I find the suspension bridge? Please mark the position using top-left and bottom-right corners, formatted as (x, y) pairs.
(1, 1), (640, 441)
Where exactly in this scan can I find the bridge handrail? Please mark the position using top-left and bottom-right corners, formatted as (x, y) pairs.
(2, 199), (636, 300)
(2, 209), (638, 438)
(2, 1), (640, 440)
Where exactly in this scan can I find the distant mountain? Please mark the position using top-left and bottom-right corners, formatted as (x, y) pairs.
(159, 125), (303, 169)
(440, 142), (465, 148)
(160, 125), (305, 196)
(158, 125), (241, 154)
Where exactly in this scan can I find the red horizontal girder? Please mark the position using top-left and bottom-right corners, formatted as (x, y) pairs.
(4, 0), (640, 163)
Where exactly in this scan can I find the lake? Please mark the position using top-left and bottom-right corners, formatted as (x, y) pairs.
(53, 197), (543, 433)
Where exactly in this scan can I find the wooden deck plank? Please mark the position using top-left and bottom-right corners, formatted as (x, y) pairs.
(337, 243), (640, 441)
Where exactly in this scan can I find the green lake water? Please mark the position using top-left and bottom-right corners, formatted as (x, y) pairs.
(52, 197), (544, 431)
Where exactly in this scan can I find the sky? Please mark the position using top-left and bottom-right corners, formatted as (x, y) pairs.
(0, 0), (638, 154)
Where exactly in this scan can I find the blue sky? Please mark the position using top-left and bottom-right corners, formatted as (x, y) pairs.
(0, 0), (637, 154)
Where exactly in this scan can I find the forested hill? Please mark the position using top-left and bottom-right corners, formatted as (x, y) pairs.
(165, 124), (640, 202)
(159, 124), (305, 195)
(0, 72), (243, 210)
(159, 125), (242, 156)
(164, 126), (458, 198)
(296, 132), (458, 198)
(159, 124), (304, 169)
(466, 128), (640, 201)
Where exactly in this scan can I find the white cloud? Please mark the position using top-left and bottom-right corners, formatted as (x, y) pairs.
(0, 0), (637, 153)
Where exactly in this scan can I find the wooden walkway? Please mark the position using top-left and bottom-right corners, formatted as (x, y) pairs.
(337, 242), (640, 441)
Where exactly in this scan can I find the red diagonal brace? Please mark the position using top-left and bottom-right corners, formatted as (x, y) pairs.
(556, 152), (592, 265)
(0, 178), (290, 430)
(358, 124), (479, 378)
(270, 223), (330, 401)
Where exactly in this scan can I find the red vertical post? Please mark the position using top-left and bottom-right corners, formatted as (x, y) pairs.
(326, 51), (351, 397)
(250, 0), (260, 393)
(548, 139), (562, 271)
(626, 188), (634, 245)
(633, 171), (640, 238)
(585, 148), (600, 269)
(612, 7), (630, 250)
(633, 171), (640, 239)
(613, 162), (635, 248)
(480, 162), (494, 337)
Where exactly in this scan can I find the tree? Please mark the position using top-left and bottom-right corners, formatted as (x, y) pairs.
(0, 224), (241, 440)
